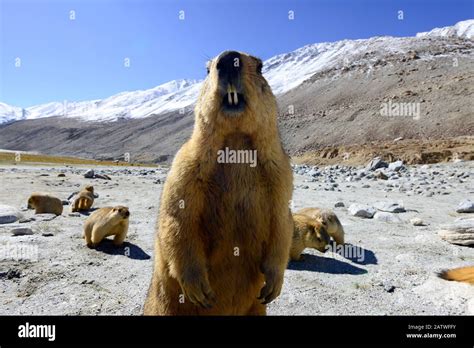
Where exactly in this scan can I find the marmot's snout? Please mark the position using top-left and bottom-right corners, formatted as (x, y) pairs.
(216, 50), (246, 114)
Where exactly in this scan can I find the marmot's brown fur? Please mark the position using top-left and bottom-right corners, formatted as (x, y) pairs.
(290, 213), (330, 261)
(83, 206), (130, 248)
(297, 207), (345, 245)
(27, 193), (63, 216)
(438, 266), (474, 285)
(144, 51), (293, 315)
(71, 185), (94, 212)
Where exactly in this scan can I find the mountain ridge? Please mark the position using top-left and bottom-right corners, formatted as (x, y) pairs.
(1, 19), (472, 124)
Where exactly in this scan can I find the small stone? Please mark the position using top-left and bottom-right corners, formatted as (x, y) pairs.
(68, 212), (81, 217)
(456, 200), (474, 213)
(84, 169), (95, 178)
(366, 157), (388, 171)
(334, 201), (345, 208)
(374, 170), (388, 180)
(374, 211), (403, 223)
(348, 204), (376, 218)
(42, 233), (54, 237)
(57, 173), (66, 177)
(11, 227), (34, 236)
(19, 217), (35, 223)
(410, 218), (425, 226)
(388, 160), (404, 172)
(438, 219), (474, 246)
(0, 205), (23, 224)
(374, 201), (406, 213)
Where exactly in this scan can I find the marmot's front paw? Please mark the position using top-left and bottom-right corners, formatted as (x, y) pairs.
(258, 269), (284, 305)
(180, 276), (216, 309)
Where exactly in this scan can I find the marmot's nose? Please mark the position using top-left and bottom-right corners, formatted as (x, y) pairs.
(216, 51), (241, 82)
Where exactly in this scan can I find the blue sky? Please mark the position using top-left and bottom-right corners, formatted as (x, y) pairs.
(1, 0), (472, 107)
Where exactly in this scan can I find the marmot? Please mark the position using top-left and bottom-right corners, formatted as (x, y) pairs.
(438, 266), (474, 285)
(290, 213), (331, 261)
(71, 185), (95, 212)
(27, 193), (63, 216)
(144, 51), (293, 315)
(83, 206), (130, 248)
(297, 207), (345, 245)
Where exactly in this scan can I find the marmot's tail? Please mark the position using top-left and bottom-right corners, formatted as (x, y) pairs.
(438, 266), (474, 285)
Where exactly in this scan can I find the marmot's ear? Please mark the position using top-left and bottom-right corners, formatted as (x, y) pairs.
(206, 61), (211, 74)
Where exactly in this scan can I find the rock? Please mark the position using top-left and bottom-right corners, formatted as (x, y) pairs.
(456, 200), (474, 213)
(393, 137), (404, 142)
(438, 219), (474, 246)
(0, 205), (23, 224)
(95, 174), (111, 180)
(42, 233), (54, 237)
(84, 169), (95, 178)
(61, 200), (70, 205)
(334, 201), (345, 208)
(388, 160), (404, 172)
(19, 217), (35, 223)
(410, 218), (425, 226)
(366, 157), (388, 171)
(374, 211), (403, 223)
(374, 170), (388, 180)
(374, 201), (406, 213)
(11, 227), (34, 236)
(68, 212), (81, 217)
(348, 204), (376, 218)
(34, 214), (58, 221)
(0, 269), (21, 279)
(57, 173), (66, 177)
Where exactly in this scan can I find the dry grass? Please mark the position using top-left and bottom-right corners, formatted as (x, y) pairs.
(0, 152), (157, 167)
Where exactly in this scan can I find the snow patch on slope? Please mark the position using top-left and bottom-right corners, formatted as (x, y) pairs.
(416, 19), (474, 39)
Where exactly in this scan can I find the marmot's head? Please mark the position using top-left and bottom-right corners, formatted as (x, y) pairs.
(111, 206), (130, 220)
(195, 51), (277, 134)
(84, 185), (94, 193)
(302, 218), (330, 253)
(27, 195), (37, 209)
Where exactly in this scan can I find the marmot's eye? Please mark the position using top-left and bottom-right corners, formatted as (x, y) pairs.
(206, 67), (210, 74)
(256, 62), (263, 74)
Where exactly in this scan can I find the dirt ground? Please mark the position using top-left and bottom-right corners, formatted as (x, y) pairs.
(0, 160), (473, 315)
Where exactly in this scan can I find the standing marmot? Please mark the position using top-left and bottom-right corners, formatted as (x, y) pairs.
(144, 51), (293, 315)
(297, 207), (345, 245)
(83, 206), (130, 248)
(71, 185), (95, 212)
(290, 213), (331, 261)
(27, 193), (63, 216)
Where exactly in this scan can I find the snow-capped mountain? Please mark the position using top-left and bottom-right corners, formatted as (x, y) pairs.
(416, 19), (474, 39)
(1, 19), (472, 124)
(25, 79), (201, 122)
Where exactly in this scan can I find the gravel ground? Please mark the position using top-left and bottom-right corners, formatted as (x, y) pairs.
(0, 160), (473, 315)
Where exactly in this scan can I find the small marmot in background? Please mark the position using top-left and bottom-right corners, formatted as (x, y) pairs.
(71, 185), (95, 212)
(27, 193), (63, 216)
(297, 207), (345, 245)
(83, 206), (130, 248)
(290, 213), (330, 261)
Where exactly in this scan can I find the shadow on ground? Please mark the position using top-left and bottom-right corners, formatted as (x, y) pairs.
(95, 239), (151, 260)
(334, 243), (378, 265)
(288, 253), (367, 274)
